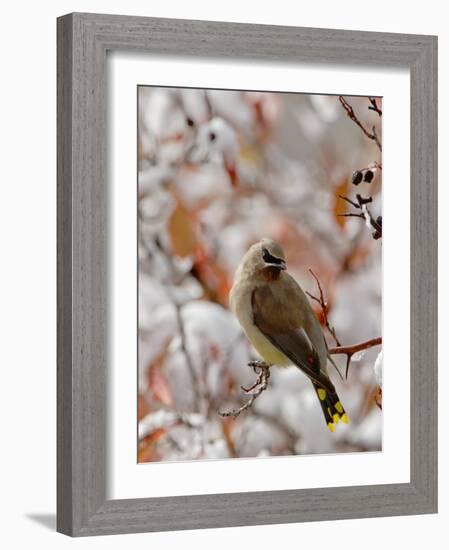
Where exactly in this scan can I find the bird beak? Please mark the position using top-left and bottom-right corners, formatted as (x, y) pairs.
(266, 260), (286, 271)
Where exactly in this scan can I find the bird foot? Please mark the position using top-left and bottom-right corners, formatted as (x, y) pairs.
(218, 362), (271, 418)
(241, 361), (271, 393)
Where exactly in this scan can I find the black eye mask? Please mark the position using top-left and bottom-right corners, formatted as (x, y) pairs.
(262, 247), (284, 265)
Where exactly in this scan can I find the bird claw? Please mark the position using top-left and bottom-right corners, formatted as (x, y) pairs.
(241, 361), (271, 393)
(219, 361), (271, 417)
(248, 360), (270, 374)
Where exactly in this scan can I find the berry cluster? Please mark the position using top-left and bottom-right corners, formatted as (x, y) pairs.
(352, 168), (374, 185)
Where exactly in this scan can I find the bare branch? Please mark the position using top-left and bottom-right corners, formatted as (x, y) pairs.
(371, 125), (381, 149)
(339, 96), (382, 151)
(218, 361), (271, 418)
(306, 269), (341, 347)
(328, 337), (382, 356)
(339, 194), (370, 209)
(328, 337), (382, 379)
(338, 193), (382, 240)
(368, 97), (382, 117)
(172, 301), (202, 413)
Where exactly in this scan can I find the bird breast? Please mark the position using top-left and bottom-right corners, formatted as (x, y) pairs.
(229, 278), (292, 366)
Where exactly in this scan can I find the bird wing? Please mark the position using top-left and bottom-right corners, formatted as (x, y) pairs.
(251, 284), (335, 393)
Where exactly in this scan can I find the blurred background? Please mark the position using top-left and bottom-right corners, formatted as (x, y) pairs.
(137, 87), (382, 463)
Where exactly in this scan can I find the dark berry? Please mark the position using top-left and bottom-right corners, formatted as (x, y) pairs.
(352, 170), (363, 185)
(186, 117), (195, 127)
(364, 169), (374, 183)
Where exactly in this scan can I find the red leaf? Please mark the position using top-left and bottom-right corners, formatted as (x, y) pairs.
(138, 428), (167, 462)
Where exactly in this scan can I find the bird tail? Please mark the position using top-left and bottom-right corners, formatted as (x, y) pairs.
(312, 382), (348, 432)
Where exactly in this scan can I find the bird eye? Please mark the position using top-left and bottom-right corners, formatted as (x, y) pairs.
(262, 248), (270, 262)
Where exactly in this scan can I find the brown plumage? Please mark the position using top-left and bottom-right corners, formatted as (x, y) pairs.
(251, 284), (335, 394)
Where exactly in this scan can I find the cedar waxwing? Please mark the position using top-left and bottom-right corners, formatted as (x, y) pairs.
(229, 238), (348, 431)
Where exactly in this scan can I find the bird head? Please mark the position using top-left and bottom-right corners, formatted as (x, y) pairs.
(239, 238), (287, 279)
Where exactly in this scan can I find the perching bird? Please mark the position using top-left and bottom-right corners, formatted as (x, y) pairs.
(229, 238), (348, 431)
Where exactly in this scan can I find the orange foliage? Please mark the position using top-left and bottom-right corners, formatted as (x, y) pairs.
(193, 246), (232, 307)
(138, 428), (166, 463)
(333, 176), (350, 229)
(167, 198), (198, 258)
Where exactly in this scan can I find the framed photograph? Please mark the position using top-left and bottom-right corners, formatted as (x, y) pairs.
(57, 13), (437, 536)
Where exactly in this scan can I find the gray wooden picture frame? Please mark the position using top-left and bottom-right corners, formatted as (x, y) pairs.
(57, 12), (438, 537)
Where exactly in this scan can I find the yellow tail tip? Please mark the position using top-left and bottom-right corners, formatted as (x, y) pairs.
(318, 388), (326, 401)
(327, 422), (335, 432)
(333, 413), (340, 424)
(341, 413), (349, 424)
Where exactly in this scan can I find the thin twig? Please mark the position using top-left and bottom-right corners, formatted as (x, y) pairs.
(306, 269), (341, 347)
(328, 337), (382, 356)
(328, 337), (382, 379)
(172, 301), (202, 412)
(340, 194), (372, 208)
(338, 194), (382, 240)
(371, 125), (381, 149)
(218, 361), (271, 418)
(339, 96), (382, 151)
(368, 97), (382, 117)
